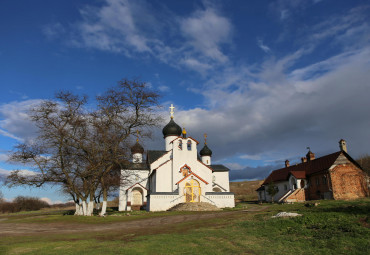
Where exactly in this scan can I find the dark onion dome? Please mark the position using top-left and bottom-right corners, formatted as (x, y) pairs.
(200, 144), (212, 157)
(162, 118), (182, 137)
(131, 141), (144, 154)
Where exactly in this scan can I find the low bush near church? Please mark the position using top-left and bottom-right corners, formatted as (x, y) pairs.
(0, 196), (50, 213)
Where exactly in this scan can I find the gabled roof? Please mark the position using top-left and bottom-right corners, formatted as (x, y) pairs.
(155, 159), (171, 170)
(176, 172), (209, 185)
(126, 182), (148, 191)
(147, 150), (168, 164)
(290, 171), (306, 179)
(262, 151), (342, 185)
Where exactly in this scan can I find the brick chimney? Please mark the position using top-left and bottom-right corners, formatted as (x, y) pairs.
(301, 157), (307, 163)
(339, 139), (347, 152)
(306, 150), (315, 161)
(285, 160), (290, 167)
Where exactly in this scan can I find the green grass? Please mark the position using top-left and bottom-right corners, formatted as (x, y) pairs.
(0, 199), (369, 255)
(0, 208), (204, 224)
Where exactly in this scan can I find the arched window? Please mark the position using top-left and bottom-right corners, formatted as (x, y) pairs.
(178, 140), (182, 150)
(187, 140), (192, 150)
(184, 179), (200, 202)
(132, 187), (143, 206)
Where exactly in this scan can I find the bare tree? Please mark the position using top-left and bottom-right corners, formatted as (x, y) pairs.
(0, 190), (4, 203)
(7, 79), (161, 216)
(357, 154), (370, 176)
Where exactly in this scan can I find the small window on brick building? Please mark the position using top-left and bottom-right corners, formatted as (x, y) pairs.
(322, 176), (327, 184)
(316, 178), (319, 186)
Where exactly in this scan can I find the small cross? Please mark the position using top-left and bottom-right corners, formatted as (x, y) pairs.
(204, 133), (207, 144)
(169, 104), (175, 119)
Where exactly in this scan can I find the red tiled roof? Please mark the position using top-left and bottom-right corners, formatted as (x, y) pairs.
(262, 151), (342, 185)
(290, 171), (306, 179)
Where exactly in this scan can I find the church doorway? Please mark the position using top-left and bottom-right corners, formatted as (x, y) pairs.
(184, 179), (200, 203)
(132, 188), (143, 210)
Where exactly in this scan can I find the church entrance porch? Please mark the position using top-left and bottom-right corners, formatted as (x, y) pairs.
(184, 179), (201, 203)
(131, 187), (143, 210)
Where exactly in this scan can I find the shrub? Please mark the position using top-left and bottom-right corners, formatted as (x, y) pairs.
(0, 196), (50, 213)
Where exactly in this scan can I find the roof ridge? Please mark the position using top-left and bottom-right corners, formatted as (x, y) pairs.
(262, 150), (342, 185)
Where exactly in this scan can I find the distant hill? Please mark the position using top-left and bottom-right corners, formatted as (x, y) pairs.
(230, 180), (264, 202)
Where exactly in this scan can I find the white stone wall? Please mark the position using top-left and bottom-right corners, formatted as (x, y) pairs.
(150, 151), (171, 171)
(155, 162), (172, 192)
(213, 171), (230, 191)
(201, 155), (211, 165)
(119, 169), (149, 211)
(147, 194), (183, 211)
(263, 181), (290, 202)
(165, 135), (178, 151)
(118, 187), (127, 211)
(171, 137), (213, 192)
(205, 194), (235, 208)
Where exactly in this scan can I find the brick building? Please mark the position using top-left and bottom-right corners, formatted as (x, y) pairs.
(257, 139), (369, 202)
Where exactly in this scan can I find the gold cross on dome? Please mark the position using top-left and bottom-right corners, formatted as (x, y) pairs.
(135, 130), (140, 142)
(204, 133), (207, 144)
(169, 104), (175, 119)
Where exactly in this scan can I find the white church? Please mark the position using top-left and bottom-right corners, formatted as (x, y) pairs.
(119, 105), (235, 211)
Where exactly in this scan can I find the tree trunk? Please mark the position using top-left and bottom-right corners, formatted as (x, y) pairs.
(82, 200), (87, 216)
(100, 188), (108, 216)
(74, 202), (83, 215)
(87, 192), (94, 216)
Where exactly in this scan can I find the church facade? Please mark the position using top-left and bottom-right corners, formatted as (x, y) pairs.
(119, 105), (235, 211)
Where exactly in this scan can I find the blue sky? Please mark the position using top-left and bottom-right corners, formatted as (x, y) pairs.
(1, 0), (370, 203)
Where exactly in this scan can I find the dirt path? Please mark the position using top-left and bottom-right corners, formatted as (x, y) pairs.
(0, 207), (269, 236)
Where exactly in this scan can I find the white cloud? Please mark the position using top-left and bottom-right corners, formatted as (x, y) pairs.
(257, 39), (271, 53)
(0, 154), (9, 162)
(310, 6), (370, 47)
(40, 197), (63, 205)
(0, 168), (37, 177)
(280, 10), (289, 20)
(42, 23), (65, 40)
(158, 85), (170, 92)
(0, 100), (41, 143)
(0, 168), (10, 176)
(49, 0), (233, 75)
(40, 197), (52, 204)
(174, 45), (370, 164)
(224, 162), (245, 170)
(180, 6), (232, 63)
(240, 154), (262, 160)
(0, 129), (23, 142)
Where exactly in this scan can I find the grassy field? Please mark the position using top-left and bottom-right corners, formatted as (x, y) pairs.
(0, 199), (369, 255)
(230, 180), (264, 201)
